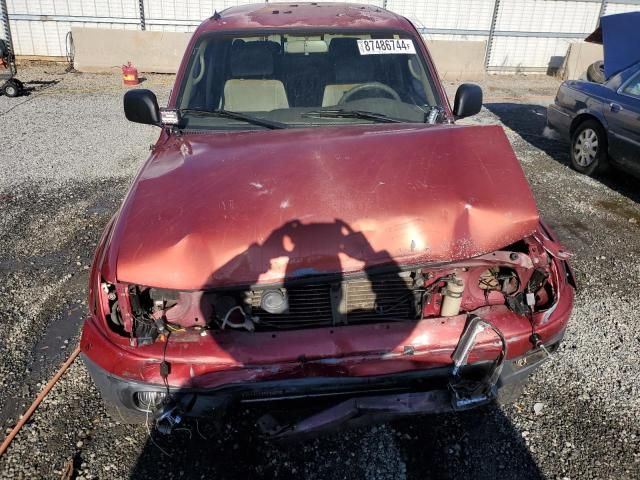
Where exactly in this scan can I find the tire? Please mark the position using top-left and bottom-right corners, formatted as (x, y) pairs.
(2, 80), (20, 98)
(586, 60), (605, 84)
(570, 119), (608, 176)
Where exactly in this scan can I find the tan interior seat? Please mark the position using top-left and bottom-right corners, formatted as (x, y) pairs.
(224, 80), (289, 112)
(222, 40), (289, 112)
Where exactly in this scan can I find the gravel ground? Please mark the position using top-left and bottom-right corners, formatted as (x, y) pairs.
(1, 63), (639, 480)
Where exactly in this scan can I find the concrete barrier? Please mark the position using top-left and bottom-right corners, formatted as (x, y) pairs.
(426, 40), (487, 81)
(72, 28), (487, 81)
(72, 28), (191, 74)
(562, 41), (603, 80)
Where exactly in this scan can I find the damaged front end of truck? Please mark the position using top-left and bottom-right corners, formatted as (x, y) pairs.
(81, 211), (574, 437)
(81, 118), (576, 438)
(77, 3), (577, 438)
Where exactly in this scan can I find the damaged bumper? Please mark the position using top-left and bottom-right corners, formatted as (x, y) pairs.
(82, 323), (564, 437)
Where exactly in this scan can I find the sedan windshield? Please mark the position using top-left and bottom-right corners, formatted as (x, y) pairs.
(177, 31), (442, 130)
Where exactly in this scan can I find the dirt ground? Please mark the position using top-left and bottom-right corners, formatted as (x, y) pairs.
(0, 63), (639, 480)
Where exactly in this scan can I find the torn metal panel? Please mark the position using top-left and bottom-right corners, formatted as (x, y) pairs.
(258, 390), (456, 438)
(80, 285), (574, 389)
(449, 315), (506, 410)
(257, 315), (506, 438)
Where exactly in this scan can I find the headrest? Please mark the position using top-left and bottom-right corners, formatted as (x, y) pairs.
(230, 41), (279, 77)
(329, 38), (376, 83)
(334, 56), (375, 84)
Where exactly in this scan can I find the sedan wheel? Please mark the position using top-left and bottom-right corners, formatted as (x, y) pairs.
(570, 120), (608, 176)
(573, 128), (598, 167)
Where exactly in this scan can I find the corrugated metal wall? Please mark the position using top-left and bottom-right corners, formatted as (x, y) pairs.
(486, 0), (602, 71)
(1, 0), (639, 70)
(5, 0), (140, 57)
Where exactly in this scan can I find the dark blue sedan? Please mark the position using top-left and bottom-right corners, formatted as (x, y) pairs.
(547, 12), (640, 177)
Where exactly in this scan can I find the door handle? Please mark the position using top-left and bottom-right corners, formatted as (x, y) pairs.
(610, 102), (623, 112)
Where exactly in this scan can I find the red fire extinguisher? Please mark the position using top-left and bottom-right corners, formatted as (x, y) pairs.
(121, 61), (139, 86)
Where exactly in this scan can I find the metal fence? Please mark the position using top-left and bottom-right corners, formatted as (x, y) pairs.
(1, 0), (639, 72)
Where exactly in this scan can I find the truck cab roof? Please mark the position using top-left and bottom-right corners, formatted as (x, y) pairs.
(197, 2), (413, 33)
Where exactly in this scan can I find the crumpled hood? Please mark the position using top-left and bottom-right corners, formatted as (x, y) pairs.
(109, 123), (539, 289)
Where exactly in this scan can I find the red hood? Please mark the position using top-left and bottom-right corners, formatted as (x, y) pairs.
(108, 124), (539, 289)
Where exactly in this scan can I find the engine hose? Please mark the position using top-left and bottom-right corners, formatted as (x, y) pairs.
(0, 346), (80, 457)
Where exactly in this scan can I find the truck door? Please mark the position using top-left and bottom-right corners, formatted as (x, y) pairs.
(604, 69), (640, 175)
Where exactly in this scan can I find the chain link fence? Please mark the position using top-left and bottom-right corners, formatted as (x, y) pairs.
(1, 0), (639, 71)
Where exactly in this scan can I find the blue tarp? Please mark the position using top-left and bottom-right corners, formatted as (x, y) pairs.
(586, 12), (640, 79)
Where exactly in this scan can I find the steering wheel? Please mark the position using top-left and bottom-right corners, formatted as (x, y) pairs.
(339, 82), (401, 105)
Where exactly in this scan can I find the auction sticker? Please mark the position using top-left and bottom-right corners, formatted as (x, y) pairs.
(357, 39), (416, 55)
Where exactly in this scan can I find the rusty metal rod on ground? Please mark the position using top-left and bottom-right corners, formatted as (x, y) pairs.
(0, 346), (81, 457)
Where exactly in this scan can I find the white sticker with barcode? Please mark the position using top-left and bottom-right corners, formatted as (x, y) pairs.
(357, 39), (416, 55)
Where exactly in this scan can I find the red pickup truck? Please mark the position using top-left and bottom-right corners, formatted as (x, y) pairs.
(80, 3), (575, 437)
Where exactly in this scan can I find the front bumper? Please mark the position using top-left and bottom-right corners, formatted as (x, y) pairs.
(83, 330), (562, 435)
(81, 263), (574, 435)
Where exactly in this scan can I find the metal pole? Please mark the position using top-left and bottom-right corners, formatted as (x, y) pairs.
(484, 0), (500, 70)
(383, 0), (388, 9)
(598, 0), (608, 18)
(138, 0), (146, 31)
(0, 0), (13, 55)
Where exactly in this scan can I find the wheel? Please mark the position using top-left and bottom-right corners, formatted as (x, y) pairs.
(2, 80), (20, 98)
(570, 119), (608, 175)
(586, 61), (605, 84)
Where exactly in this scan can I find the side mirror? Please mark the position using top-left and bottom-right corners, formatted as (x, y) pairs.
(0, 40), (7, 58)
(124, 89), (161, 126)
(453, 83), (483, 118)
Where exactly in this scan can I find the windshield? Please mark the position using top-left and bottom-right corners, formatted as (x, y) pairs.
(177, 31), (442, 130)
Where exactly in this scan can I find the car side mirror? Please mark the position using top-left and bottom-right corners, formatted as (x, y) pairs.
(0, 40), (7, 58)
(124, 89), (161, 126)
(453, 83), (483, 118)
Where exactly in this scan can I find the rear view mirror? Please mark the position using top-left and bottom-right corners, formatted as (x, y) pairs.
(453, 83), (483, 118)
(285, 40), (329, 54)
(124, 89), (161, 126)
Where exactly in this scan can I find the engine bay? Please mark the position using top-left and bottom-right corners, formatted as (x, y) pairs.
(100, 237), (560, 346)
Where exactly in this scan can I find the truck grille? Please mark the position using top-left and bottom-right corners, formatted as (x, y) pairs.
(250, 274), (417, 330)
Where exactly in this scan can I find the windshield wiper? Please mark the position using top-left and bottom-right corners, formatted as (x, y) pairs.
(301, 109), (403, 123)
(180, 108), (288, 130)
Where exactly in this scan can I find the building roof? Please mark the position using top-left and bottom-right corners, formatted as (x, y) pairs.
(197, 2), (412, 32)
